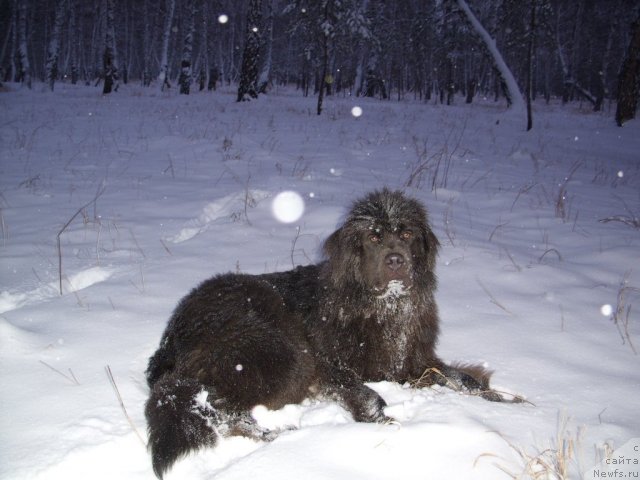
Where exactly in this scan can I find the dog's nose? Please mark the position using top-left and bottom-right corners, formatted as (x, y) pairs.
(385, 253), (405, 271)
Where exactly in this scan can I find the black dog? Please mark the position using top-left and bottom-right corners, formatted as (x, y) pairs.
(145, 188), (508, 478)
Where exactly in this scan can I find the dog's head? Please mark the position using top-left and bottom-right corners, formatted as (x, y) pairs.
(323, 189), (440, 296)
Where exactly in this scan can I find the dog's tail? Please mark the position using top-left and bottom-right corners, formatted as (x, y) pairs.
(145, 374), (219, 479)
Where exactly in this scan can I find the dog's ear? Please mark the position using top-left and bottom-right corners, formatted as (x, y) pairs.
(424, 228), (440, 252)
(423, 227), (440, 268)
(323, 227), (343, 260)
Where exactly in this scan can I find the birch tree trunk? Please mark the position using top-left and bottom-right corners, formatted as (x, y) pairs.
(197, 0), (208, 91)
(141, 0), (151, 86)
(257, 0), (273, 94)
(455, 0), (524, 111)
(526, 0), (536, 131)
(316, 0), (333, 115)
(158, 0), (176, 90)
(17, 0), (31, 88)
(69, 0), (79, 84)
(616, 16), (640, 127)
(179, 0), (195, 95)
(237, 0), (262, 101)
(7, 0), (18, 82)
(317, 30), (329, 114)
(553, 3), (596, 107)
(102, 0), (118, 94)
(46, 0), (67, 91)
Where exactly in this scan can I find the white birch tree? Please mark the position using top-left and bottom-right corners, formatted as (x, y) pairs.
(158, 0), (176, 90)
(5, 0), (18, 83)
(196, 0), (208, 91)
(257, 0), (274, 94)
(237, 0), (262, 101)
(45, 0), (67, 91)
(455, 0), (524, 112)
(616, 14), (640, 127)
(17, 0), (31, 88)
(179, 0), (195, 95)
(316, 0), (333, 115)
(68, 0), (79, 84)
(102, 0), (118, 94)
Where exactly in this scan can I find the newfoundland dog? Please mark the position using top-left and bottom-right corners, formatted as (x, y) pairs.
(145, 188), (509, 478)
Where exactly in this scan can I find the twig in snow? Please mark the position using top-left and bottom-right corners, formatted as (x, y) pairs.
(159, 238), (173, 256)
(39, 360), (80, 385)
(598, 193), (640, 228)
(289, 226), (313, 268)
(0, 206), (7, 246)
(538, 248), (563, 263)
(476, 277), (516, 317)
(510, 183), (537, 212)
(488, 221), (509, 242)
(105, 365), (146, 446)
(599, 215), (640, 229)
(501, 246), (521, 272)
(443, 199), (456, 246)
(243, 174), (253, 226)
(128, 228), (146, 259)
(164, 155), (175, 179)
(129, 266), (146, 293)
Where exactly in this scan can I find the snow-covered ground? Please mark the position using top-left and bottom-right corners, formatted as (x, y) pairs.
(1, 83), (638, 480)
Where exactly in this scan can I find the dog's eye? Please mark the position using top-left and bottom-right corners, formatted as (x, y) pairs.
(368, 234), (381, 243)
(399, 230), (413, 240)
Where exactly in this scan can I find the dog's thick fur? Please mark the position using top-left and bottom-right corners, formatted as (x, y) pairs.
(145, 189), (505, 478)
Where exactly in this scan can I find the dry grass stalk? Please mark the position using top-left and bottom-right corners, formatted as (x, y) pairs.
(511, 183), (537, 212)
(501, 246), (522, 272)
(105, 365), (146, 447)
(599, 196), (640, 229)
(443, 199), (456, 246)
(489, 415), (582, 479)
(57, 183), (106, 295)
(555, 161), (582, 222)
(610, 270), (639, 355)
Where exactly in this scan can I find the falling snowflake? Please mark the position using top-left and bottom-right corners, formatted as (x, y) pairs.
(271, 191), (305, 223)
(600, 304), (613, 316)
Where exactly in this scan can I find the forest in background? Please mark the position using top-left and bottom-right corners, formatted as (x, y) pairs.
(1, 0), (639, 115)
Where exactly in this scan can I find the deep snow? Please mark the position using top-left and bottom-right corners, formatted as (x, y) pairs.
(0, 83), (639, 480)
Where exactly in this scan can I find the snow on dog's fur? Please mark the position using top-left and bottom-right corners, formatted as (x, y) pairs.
(145, 188), (507, 478)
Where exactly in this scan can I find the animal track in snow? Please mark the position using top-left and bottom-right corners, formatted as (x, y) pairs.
(166, 190), (270, 244)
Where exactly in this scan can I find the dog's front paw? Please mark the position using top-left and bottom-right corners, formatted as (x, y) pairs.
(478, 389), (505, 402)
(370, 408), (396, 424)
(348, 386), (392, 423)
